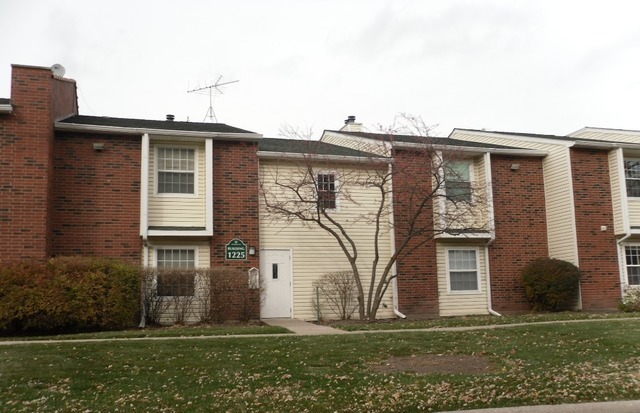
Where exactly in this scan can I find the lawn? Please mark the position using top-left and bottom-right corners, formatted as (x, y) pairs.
(1, 320), (639, 412)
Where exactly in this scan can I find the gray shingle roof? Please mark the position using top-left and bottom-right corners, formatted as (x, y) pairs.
(58, 115), (256, 134)
(259, 138), (383, 158)
(329, 131), (523, 150)
(455, 128), (639, 146)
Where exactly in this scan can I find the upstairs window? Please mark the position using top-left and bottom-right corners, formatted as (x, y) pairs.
(317, 173), (337, 210)
(157, 148), (195, 194)
(156, 248), (196, 296)
(625, 246), (640, 286)
(445, 161), (472, 202)
(624, 160), (640, 198)
(447, 249), (479, 292)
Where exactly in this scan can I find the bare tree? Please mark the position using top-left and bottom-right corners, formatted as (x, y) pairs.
(260, 115), (489, 320)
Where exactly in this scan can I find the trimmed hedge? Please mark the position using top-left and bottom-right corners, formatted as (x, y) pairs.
(522, 258), (581, 311)
(0, 257), (140, 334)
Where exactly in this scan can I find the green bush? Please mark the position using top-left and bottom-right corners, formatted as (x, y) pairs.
(619, 288), (640, 312)
(522, 258), (581, 311)
(0, 257), (140, 334)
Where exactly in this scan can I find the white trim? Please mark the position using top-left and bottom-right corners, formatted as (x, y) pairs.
(386, 162), (405, 318)
(147, 229), (212, 237)
(569, 127), (640, 137)
(257, 150), (392, 164)
(623, 157), (640, 201)
(445, 247), (481, 294)
(564, 146), (580, 267)
(484, 153), (496, 238)
(621, 243), (640, 287)
(54, 121), (262, 140)
(394, 140), (549, 156)
(0, 103), (12, 113)
(205, 139), (213, 234)
(618, 149), (631, 233)
(140, 133), (150, 238)
(153, 245), (200, 268)
(452, 129), (573, 147)
(154, 145), (199, 198)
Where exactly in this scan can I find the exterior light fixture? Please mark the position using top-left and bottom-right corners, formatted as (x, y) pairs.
(248, 246), (256, 256)
(510, 163), (520, 171)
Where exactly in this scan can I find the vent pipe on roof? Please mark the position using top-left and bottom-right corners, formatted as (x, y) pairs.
(340, 115), (363, 132)
(345, 115), (356, 125)
(166, 114), (175, 122)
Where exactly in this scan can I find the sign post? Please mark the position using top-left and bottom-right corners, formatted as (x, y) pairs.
(226, 239), (247, 260)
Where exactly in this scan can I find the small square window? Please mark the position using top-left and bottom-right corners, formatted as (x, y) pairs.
(157, 148), (195, 194)
(448, 249), (479, 291)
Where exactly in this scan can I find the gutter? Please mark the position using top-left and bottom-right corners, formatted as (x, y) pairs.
(386, 162), (406, 319)
(392, 141), (548, 157)
(54, 121), (262, 141)
(257, 150), (392, 164)
(483, 153), (502, 317)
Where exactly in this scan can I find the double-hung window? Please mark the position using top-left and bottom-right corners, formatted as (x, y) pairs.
(445, 161), (472, 203)
(447, 249), (480, 292)
(317, 173), (337, 210)
(157, 148), (195, 194)
(624, 160), (640, 198)
(625, 246), (640, 286)
(156, 248), (196, 296)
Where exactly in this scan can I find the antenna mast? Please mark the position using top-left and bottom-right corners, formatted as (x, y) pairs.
(187, 76), (239, 122)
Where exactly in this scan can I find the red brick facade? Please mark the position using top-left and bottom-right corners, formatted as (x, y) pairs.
(0, 65), (77, 260)
(392, 149), (439, 316)
(52, 132), (142, 262)
(489, 155), (548, 313)
(570, 148), (620, 310)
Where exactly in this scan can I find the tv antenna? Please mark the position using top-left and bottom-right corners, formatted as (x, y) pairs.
(187, 76), (239, 123)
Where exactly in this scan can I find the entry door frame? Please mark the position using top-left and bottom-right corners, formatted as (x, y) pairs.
(260, 248), (294, 319)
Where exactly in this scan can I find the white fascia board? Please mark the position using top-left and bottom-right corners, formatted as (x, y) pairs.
(393, 141), (548, 157)
(434, 232), (493, 240)
(321, 130), (393, 152)
(451, 129), (574, 147)
(572, 140), (640, 150)
(205, 139), (213, 233)
(0, 104), (12, 113)
(54, 122), (262, 141)
(140, 133), (150, 239)
(147, 229), (213, 237)
(257, 151), (392, 164)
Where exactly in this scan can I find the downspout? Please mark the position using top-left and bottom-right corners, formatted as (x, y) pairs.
(483, 153), (502, 317)
(387, 162), (406, 319)
(139, 133), (150, 328)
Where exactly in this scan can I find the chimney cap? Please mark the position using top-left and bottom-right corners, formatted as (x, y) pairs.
(166, 114), (175, 122)
(345, 115), (356, 125)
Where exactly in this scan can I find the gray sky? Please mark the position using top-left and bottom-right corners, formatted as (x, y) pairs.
(1, 0), (639, 138)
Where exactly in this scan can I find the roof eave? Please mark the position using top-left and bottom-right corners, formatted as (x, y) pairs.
(392, 141), (547, 157)
(257, 150), (392, 164)
(54, 121), (262, 141)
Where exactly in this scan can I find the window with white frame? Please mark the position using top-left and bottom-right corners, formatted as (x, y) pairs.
(624, 246), (640, 286)
(624, 160), (640, 198)
(317, 172), (337, 210)
(447, 249), (479, 291)
(157, 147), (195, 194)
(445, 160), (472, 202)
(156, 248), (196, 296)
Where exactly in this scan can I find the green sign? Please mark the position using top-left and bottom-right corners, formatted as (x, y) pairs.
(226, 239), (247, 260)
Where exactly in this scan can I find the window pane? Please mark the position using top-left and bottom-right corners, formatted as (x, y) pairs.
(445, 161), (471, 202)
(450, 271), (479, 291)
(156, 248), (196, 296)
(157, 148), (195, 194)
(626, 246), (640, 285)
(448, 250), (479, 291)
(317, 173), (337, 209)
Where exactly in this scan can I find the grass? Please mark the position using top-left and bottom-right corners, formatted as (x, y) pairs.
(330, 311), (640, 331)
(0, 324), (291, 342)
(1, 319), (639, 412)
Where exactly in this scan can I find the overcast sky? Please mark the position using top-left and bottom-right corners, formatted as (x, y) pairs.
(1, 0), (639, 138)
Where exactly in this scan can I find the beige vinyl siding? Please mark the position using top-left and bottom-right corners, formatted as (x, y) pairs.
(437, 242), (488, 316)
(609, 150), (625, 234)
(452, 132), (578, 265)
(260, 160), (395, 320)
(628, 201), (640, 227)
(570, 129), (640, 144)
(148, 141), (206, 227)
(321, 131), (390, 156)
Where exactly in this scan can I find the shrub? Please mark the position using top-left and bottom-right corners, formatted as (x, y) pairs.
(522, 258), (581, 311)
(0, 257), (140, 334)
(312, 270), (358, 320)
(619, 288), (640, 312)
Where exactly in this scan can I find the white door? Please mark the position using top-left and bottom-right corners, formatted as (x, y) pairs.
(260, 249), (292, 318)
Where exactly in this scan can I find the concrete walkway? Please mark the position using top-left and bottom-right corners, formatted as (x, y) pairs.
(262, 318), (349, 335)
(446, 400), (640, 413)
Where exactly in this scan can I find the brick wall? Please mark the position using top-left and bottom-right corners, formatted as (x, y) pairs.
(489, 155), (548, 313)
(392, 149), (439, 317)
(51, 132), (142, 263)
(211, 141), (261, 317)
(570, 148), (620, 310)
(0, 65), (77, 261)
